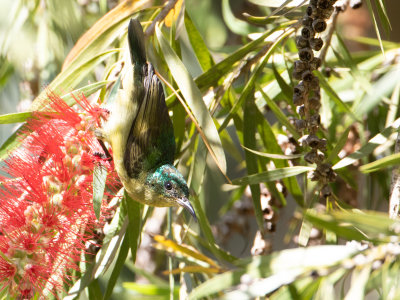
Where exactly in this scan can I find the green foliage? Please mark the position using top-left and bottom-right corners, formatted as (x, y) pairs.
(1, 0), (400, 299)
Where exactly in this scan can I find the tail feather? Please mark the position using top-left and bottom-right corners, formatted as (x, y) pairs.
(128, 18), (146, 66)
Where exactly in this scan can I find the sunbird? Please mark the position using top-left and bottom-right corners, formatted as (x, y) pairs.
(98, 18), (196, 219)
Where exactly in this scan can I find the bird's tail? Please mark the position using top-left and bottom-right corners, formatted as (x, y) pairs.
(128, 18), (146, 66)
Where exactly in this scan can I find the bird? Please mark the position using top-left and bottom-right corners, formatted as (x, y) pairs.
(97, 18), (196, 220)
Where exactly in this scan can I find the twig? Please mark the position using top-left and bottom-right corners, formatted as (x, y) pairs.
(390, 131), (400, 219)
(318, 8), (339, 63)
(144, 0), (179, 37)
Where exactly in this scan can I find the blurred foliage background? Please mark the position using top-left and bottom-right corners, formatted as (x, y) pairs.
(2, 0), (400, 299)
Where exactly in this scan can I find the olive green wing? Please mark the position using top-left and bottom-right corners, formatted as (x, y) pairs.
(123, 64), (175, 178)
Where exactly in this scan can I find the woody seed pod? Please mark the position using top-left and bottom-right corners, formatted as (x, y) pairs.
(310, 38), (323, 51)
(306, 6), (313, 16)
(301, 26), (314, 39)
(294, 82), (306, 96)
(296, 36), (310, 49)
(309, 96), (321, 110)
(294, 60), (308, 72)
(318, 0), (331, 9)
(293, 93), (305, 106)
(302, 16), (313, 27)
(312, 19), (327, 33)
(309, 76), (320, 90)
(305, 134), (320, 148)
(292, 70), (303, 80)
(295, 119), (307, 131)
(310, 57), (322, 70)
(299, 48), (314, 61)
(302, 70), (314, 82)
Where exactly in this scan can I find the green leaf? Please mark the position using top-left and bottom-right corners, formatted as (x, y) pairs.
(189, 244), (359, 299)
(366, 0), (385, 54)
(92, 165), (107, 220)
(314, 71), (359, 121)
(272, 63), (293, 101)
(123, 283), (179, 297)
(360, 152), (400, 173)
(232, 166), (313, 185)
(242, 146), (302, 159)
(257, 85), (300, 139)
(219, 27), (295, 132)
(156, 25), (227, 175)
(124, 192), (142, 262)
(0, 112), (32, 124)
(194, 28), (279, 91)
(222, 0), (259, 35)
(184, 12), (214, 71)
(326, 127), (351, 163)
(103, 234), (130, 300)
(31, 49), (119, 110)
(333, 120), (400, 170)
(243, 96), (264, 233)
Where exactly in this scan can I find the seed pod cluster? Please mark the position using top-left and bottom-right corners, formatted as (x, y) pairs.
(293, 0), (338, 197)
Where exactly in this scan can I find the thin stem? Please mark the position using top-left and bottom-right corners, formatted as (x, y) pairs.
(145, 0), (180, 37)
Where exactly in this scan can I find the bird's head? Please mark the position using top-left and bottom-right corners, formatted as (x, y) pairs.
(145, 164), (196, 220)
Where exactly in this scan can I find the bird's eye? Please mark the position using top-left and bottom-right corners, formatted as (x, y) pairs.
(164, 181), (173, 190)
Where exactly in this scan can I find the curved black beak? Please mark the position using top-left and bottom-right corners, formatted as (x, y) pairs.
(177, 197), (197, 222)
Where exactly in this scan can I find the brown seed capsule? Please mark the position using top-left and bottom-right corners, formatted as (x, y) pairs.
(301, 26), (314, 39)
(318, 0), (331, 9)
(293, 93), (305, 106)
(320, 6), (334, 18)
(304, 150), (318, 164)
(309, 76), (320, 90)
(295, 119), (307, 131)
(310, 38), (323, 51)
(311, 0), (318, 6)
(302, 70), (314, 82)
(294, 82), (306, 96)
(306, 134), (320, 148)
(302, 16), (313, 27)
(323, 67), (332, 77)
(309, 114), (321, 127)
(321, 184), (331, 198)
(306, 6), (313, 16)
(294, 60), (308, 73)
(313, 19), (327, 33)
(310, 57), (322, 70)
(309, 96), (321, 110)
(296, 36), (310, 49)
(292, 70), (303, 80)
(308, 170), (321, 181)
(299, 48), (314, 62)
(317, 138), (327, 151)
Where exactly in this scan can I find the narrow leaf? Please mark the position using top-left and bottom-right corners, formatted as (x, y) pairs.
(156, 26), (227, 176)
(232, 166), (313, 185)
(93, 165), (107, 220)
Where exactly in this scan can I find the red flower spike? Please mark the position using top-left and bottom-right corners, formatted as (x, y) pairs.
(0, 92), (119, 297)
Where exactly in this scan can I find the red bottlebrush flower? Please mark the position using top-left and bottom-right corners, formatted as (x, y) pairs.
(0, 93), (119, 298)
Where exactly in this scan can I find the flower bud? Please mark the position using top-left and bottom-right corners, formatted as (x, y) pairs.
(295, 119), (307, 131)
